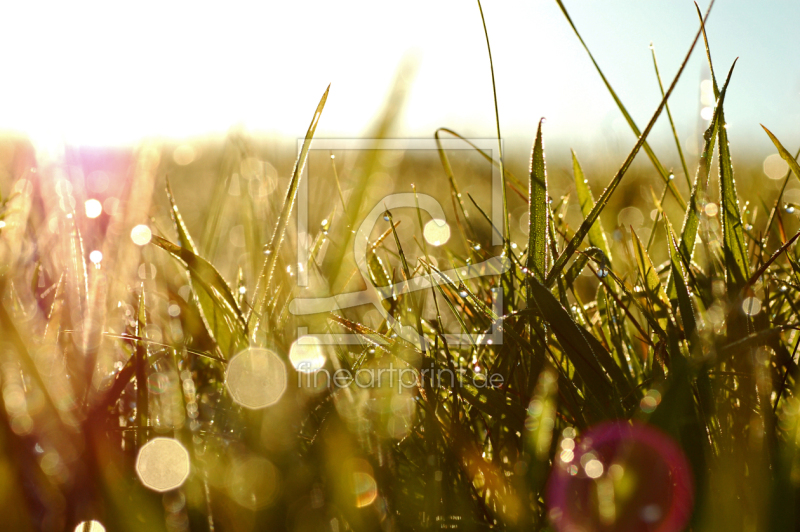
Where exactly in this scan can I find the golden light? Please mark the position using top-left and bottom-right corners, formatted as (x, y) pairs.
(225, 347), (287, 409)
(73, 521), (105, 532)
(353, 471), (378, 507)
(89, 250), (103, 264)
(423, 218), (451, 246)
(130, 224), (152, 246)
(84, 199), (103, 218)
(289, 336), (327, 373)
(135, 437), (190, 492)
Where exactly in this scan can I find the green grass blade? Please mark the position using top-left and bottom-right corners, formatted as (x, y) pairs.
(247, 84), (329, 340)
(668, 62), (735, 299)
(526, 275), (616, 416)
(665, 219), (697, 340)
(650, 43), (691, 190)
(135, 290), (148, 448)
(476, 0), (510, 252)
(631, 228), (670, 319)
(572, 150), (611, 263)
(434, 128), (527, 197)
(761, 144), (800, 248)
(165, 177), (197, 255)
(527, 119), (548, 283)
(718, 97), (749, 294)
(151, 235), (245, 357)
(762, 125), (800, 194)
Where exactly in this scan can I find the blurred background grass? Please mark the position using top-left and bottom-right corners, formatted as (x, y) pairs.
(0, 1), (799, 531)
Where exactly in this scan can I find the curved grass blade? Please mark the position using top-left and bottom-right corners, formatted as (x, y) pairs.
(151, 235), (245, 357)
(248, 84), (329, 340)
(434, 128), (527, 197)
(476, 0), (510, 252)
(762, 125), (800, 197)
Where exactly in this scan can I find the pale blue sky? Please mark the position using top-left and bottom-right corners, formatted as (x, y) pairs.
(0, 0), (796, 163)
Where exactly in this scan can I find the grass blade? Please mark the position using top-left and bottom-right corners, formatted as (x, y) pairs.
(665, 219), (697, 340)
(572, 151), (611, 263)
(631, 228), (670, 324)
(718, 91), (749, 294)
(526, 275), (617, 417)
(668, 62), (736, 298)
(650, 43), (691, 190)
(247, 84), (329, 340)
(762, 125), (800, 195)
(552, 0), (716, 209)
(151, 235), (245, 357)
(527, 119), (548, 283)
(546, 14), (705, 286)
(165, 177), (198, 255)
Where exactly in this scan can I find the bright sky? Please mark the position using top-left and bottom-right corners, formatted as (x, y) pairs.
(0, 1), (797, 159)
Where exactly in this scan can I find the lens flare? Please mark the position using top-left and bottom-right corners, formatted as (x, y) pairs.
(547, 421), (693, 532)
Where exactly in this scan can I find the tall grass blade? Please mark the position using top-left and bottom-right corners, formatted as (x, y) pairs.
(247, 84), (329, 340)
(547, 16), (704, 286)
(527, 119), (548, 283)
(631, 229), (670, 323)
(668, 62), (735, 298)
(650, 43), (692, 190)
(552, 0), (718, 209)
(718, 93), (749, 294)
(762, 125), (800, 193)
(476, 0), (510, 250)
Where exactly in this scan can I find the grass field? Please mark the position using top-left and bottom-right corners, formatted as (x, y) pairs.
(1, 2), (800, 531)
